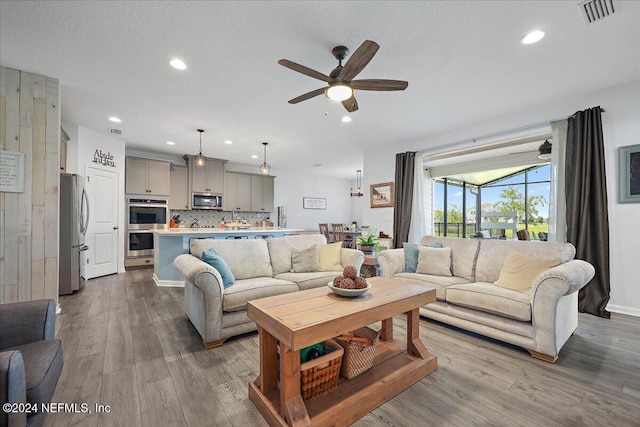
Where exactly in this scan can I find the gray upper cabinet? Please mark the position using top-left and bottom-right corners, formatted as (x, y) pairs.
(125, 157), (170, 196)
(251, 175), (274, 212)
(191, 159), (224, 193)
(223, 172), (251, 212)
(169, 164), (189, 210)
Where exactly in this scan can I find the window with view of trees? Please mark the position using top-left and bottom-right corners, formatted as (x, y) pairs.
(433, 164), (550, 239)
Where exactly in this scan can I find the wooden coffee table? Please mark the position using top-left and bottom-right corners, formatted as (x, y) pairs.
(247, 277), (437, 427)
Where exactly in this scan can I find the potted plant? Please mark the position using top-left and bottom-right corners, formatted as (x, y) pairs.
(357, 233), (380, 254)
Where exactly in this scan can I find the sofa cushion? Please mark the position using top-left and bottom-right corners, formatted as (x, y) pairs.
(223, 277), (299, 312)
(495, 250), (560, 292)
(276, 271), (341, 291)
(416, 246), (452, 276)
(392, 273), (470, 300)
(420, 236), (479, 281)
(291, 244), (319, 273)
(201, 250), (235, 288)
(475, 240), (575, 283)
(445, 282), (532, 321)
(191, 239), (273, 280)
(6, 340), (63, 409)
(266, 234), (327, 275)
(403, 242), (442, 273)
(318, 242), (343, 271)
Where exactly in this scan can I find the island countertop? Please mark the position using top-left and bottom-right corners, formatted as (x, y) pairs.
(153, 227), (304, 235)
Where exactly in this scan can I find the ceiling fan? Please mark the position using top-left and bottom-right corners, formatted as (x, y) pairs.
(278, 40), (408, 112)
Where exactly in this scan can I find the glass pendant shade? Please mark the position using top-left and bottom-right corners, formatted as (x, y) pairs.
(195, 129), (205, 167)
(260, 142), (270, 175)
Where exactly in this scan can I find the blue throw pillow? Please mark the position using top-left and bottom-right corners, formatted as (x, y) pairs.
(201, 249), (235, 288)
(403, 242), (443, 273)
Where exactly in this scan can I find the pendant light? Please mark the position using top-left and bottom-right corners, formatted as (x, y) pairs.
(195, 129), (205, 167)
(260, 142), (271, 175)
(350, 170), (364, 197)
(537, 140), (552, 160)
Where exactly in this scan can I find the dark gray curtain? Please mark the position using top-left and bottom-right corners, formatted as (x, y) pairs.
(393, 152), (416, 248)
(566, 106), (611, 318)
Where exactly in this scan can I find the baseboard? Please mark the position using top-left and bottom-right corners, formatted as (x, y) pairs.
(606, 304), (640, 318)
(153, 274), (185, 288)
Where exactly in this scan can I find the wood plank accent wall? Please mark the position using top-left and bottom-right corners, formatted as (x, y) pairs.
(0, 66), (60, 304)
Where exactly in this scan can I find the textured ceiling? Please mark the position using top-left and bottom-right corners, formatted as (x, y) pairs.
(1, 1), (639, 178)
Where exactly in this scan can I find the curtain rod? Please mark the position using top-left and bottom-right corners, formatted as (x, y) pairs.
(421, 107), (605, 156)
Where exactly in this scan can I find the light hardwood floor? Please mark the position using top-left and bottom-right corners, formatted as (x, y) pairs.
(47, 269), (640, 427)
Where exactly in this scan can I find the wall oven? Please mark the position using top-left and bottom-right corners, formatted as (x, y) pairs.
(127, 230), (154, 258)
(128, 198), (168, 229)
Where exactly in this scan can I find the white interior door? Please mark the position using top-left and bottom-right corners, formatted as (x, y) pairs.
(83, 166), (119, 279)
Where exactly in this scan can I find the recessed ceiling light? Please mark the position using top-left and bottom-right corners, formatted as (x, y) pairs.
(109, 116), (121, 123)
(166, 141), (175, 145)
(224, 140), (233, 145)
(521, 30), (545, 45)
(170, 58), (187, 70)
(341, 116), (352, 123)
(251, 154), (258, 159)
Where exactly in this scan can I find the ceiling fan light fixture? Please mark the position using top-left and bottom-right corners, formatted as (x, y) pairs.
(326, 84), (353, 102)
(537, 140), (552, 160)
(195, 129), (206, 167)
(260, 142), (271, 175)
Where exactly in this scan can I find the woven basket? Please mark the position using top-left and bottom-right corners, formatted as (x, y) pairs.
(299, 339), (343, 401)
(335, 327), (381, 379)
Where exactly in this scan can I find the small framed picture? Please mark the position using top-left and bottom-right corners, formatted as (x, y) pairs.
(618, 143), (640, 203)
(303, 197), (327, 210)
(370, 182), (394, 208)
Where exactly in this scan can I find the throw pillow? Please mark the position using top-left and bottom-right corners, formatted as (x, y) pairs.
(403, 242), (443, 273)
(291, 244), (319, 273)
(416, 246), (452, 276)
(318, 241), (343, 271)
(495, 250), (560, 292)
(201, 250), (236, 288)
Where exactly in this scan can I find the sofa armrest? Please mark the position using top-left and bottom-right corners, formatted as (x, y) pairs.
(531, 259), (596, 299)
(340, 248), (365, 272)
(0, 350), (28, 427)
(376, 249), (405, 277)
(0, 299), (56, 349)
(174, 254), (225, 297)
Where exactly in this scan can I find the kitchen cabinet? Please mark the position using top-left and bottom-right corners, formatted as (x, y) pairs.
(125, 157), (170, 196)
(191, 158), (224, 193)
(223, 172), (251, 212)
(250, 175), (274, 212)
(169, 164), (189, 210)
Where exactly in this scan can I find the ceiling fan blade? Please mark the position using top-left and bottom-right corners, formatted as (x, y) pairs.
(288, 87), (326, 104)
(351, 79), (408, 91)
(342, 97), (359, 112)
(340, 40), (380, 81)
(278, 59), (331, 82)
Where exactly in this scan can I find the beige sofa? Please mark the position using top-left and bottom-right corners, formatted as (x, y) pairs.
(377, 236), (595, 362)
(174, 234), (364, 348)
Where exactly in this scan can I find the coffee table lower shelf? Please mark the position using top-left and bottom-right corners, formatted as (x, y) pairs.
(248, 339), (437, 427)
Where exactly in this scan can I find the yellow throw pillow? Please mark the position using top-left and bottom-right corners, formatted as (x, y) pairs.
(495, 250), (560, 292)
(318, 242), (343, 271)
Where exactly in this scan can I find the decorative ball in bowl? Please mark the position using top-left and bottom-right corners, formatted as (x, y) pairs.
(328, 270), (371, 297)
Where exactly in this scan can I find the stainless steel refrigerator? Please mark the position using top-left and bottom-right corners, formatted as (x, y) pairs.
(59, 173), (89, 295)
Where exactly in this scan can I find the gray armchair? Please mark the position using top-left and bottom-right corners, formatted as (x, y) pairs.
(0, 300), (63, 427)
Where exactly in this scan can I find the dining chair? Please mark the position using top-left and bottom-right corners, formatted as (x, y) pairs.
(331, 223), (353, 248)
(318, 223), (332, 243)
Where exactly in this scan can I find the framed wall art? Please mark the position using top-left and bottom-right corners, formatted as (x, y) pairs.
(370, 182), (394, 208)
(618, 143), (640, 203)
(303, 197), (327, 210)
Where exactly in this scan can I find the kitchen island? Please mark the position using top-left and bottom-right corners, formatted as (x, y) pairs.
(152, 227), (303, 287)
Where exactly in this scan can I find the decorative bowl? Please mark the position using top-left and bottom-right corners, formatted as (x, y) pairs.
(327, 280), (371, 297)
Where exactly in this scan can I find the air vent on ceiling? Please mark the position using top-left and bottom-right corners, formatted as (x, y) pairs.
(109, 128), (122, 135)
(578, 0), (616, 24)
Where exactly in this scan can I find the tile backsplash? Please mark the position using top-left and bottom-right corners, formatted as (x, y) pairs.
(170, 210), (272, 228)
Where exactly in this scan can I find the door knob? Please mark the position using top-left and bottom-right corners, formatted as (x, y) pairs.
(113, 226), (119, 230)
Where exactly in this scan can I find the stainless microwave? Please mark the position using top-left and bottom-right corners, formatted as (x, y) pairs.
(193, 193), (222, 210)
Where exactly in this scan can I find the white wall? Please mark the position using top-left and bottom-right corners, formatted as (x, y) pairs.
(362, 79), (640, 316)
(225, 162), (354, 230)
(65, 125), (126, 274)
